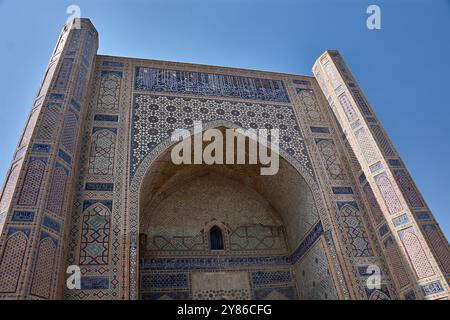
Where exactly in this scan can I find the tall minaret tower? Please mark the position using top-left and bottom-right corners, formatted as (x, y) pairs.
(0, 18), (98, 299)
(313, 50), (449, 300)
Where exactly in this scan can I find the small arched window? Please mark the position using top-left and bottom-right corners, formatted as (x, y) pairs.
(209, 226), (224, 250)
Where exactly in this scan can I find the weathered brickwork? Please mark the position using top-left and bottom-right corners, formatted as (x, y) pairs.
(0, 19), (448, 300)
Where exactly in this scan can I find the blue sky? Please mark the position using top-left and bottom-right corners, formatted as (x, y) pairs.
(0, 0), (449, 237)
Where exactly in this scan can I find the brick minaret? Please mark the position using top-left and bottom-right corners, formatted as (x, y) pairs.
(0, 18), (98, 299)
(313, 50), (449, 300)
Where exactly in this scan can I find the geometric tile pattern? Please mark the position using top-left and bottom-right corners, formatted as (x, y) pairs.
(97, 71), (122, 110)
(315, 50), (450, 299)
(88, 129), (116, 175)
(30, 237), (57, 299)
(421, 224), (450, 274)
(393, 169), (424, 208)
(335, 202), (373, 257)
(17, 159), (46, 206)
(37, 103), (61, 141)
(370, 125), (395, 157)
(82, 31), (95, 66)
(54, 58), (73, 90)
(193, 288), (251, 300)
(141, 273), (188, 289)
(0, 163), (20, 215)
(398, 227), (434, 279)
(338, 93), (358, 123)
(322, 61), (340, 89)
(374, 172), (403, 215)
(0, 231), (28, 292)
(130, 94), (314, 179)
(296, 89), (323, 123)
(73, 64), (88, 103)
(350, 89), (371, 115)
(354, 127), (378, 164)
(79, 203), (111, 265)
(60, 110), (79, 154)
(67, 29), (81, 52)
(315, 139), (346, 180)
(383, 236), (410, 288)
(45, 164), (68, 215)
(21, 109), (40, 146)
(251, 270), (292, 286)
(363, 183), (385, 225)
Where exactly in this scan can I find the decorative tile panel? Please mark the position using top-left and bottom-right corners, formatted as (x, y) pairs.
(421, 280), (444, 296)
(45, 164), (68, 215)
(17, 159), (46, 206)
(0, 231), (28, 292)
(392, 214), (409, 227)
(370, 125), (395, 156)
(60, 109), (79, 153)
(374, 172), (403, 215)
(363, 183), (385, 225)
(141, 273), (188, 289)
(11, 211), (35, 222)
(421, 224), (450, 274)
(131, 94), (313, 179)
(338, 93), (358, 122)
(85, 182), (114, 191)
(296, 89), (322, 123)
(79, 202), (111, 265)
(30, 237), (57, 299)
(97, 71), (122, 110)
(350, 89), (371, 115)
(88, 129), (116, 175)
(354, 127), (378, 164)
(251, 270), (292, 286)
(54, 58), (73, 90)
(0, 164), (21, 214)
(398, 227), (434, 279)
(336, 202), (373, 257)
(315, 139), (346, 180)
(81, 277), (109, 290)
(331, 186), (353, 194)
(393, 169), (424, 208)
(383, 236), (410, 288)
(135, 67), (289, 102)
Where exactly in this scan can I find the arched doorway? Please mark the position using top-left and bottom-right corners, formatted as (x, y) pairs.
(130, 124), (340, 300)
